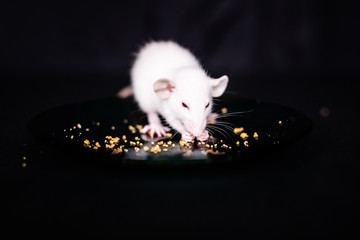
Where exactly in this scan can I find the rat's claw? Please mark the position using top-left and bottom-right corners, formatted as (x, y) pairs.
(196, 130), (209, 142)
(141, 124), (170, 138)
(181, 131), (194, 142)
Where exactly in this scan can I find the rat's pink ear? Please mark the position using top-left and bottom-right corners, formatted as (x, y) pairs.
(153, 79), (176, 99)
(211, 75), (229, 97)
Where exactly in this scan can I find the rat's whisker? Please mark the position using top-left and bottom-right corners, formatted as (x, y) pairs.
(206, 126), (228, 141)
(206, 125), (232, 140)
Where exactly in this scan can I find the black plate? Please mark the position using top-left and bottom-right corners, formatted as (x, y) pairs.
(28, 95), (312, 167)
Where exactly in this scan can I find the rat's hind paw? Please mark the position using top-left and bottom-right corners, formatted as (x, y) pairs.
(141, 124), (170, 138)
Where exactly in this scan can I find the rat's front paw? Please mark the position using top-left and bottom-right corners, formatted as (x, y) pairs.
(196, 130), (209, 142)
(181, 131), (195, 142)
(141, 124), (170, 138)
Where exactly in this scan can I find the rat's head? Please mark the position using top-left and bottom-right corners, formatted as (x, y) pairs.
(153, 68), (228, 138)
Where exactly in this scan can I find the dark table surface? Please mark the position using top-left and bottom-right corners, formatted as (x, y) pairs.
(1, 72), (359, 237)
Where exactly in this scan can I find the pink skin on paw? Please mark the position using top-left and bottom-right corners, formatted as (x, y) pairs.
(196, 130), (209, 142)
(141, 124), (170, 138)
(181, 131), (195, 142)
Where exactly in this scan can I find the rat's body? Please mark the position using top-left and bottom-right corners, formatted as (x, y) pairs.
(120, 41), (228, 141)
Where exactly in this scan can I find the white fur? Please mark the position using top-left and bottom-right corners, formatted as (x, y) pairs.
(131, 40), (228, 138)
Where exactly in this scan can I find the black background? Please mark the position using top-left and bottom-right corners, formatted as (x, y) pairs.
(2, 0), (360, 237)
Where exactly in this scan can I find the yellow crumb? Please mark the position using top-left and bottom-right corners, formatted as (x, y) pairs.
(240, 132), (249, 140)
(150, 145), (161, 154)
(244, 141), (249, 147)
(143, 146), (149, 152)
(111, 126), (115, 130)
(234, 127), (244, 134)
(221, 107), (228, 114)
(166, 133), (172, 138)
(253, 132), (259, 140)
(135, 124), (143, 132)
(279, 120), (283, 126)
(207, 149), (225, 155)
(236, 141), (240, 147)
(77, 123), (82, 129)
(128, 125), (136, 134)
(83, 139), (90, 145)
(85, 128), (90, 132)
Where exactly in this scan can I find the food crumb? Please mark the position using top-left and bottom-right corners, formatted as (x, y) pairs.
(143, 146), (149, 152)
(221, 107), (228, 114)
(150, 145), (161, 154)
(85, 128), (90, 132)
(22, 162), (27, 168)
(22, 156), (26, 160)
(166, 133), (172, 138)
(111, 126), (115, 130)
(128, 125), (136, 134)
(234, 127), (244, 134)
(135, 124), (143, 132)
(244, 141), (249, 147)
(253, 132), (259, 140)
(240, 132), (249, 140)
(236, 141), (240, 147)
(278, 120), (283, 126)
(77, 123), (82, 129)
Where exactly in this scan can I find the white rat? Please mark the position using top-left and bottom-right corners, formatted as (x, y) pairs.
(118, 41), (229, 142)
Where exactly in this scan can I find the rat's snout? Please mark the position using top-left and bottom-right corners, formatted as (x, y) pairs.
(190, 120), (207, 137)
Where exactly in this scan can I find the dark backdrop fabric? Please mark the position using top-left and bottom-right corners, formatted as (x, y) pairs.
(1, 0), (360, 237)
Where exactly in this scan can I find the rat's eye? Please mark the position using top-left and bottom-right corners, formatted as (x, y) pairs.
(205, 102), (210, 108)
(182, 102), (189, 109)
